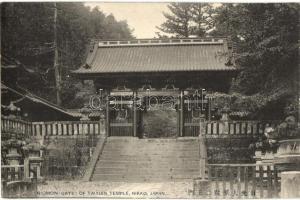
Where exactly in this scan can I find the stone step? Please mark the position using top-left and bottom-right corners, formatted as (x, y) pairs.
(97, 159), (200, 164)
(103, 150), (199, 154)
(92, 137), (201, 182)
(91, 174), (197, 182)
(97, 158), (200, 163)
(93, 168), (200, 174)
(92, 172), (199, 178)
(97, 161), (199, 169)
(94, 165), (201, 170)
(104, 145), (199, 149)
(107, 137), (198, 142)
(104, 144), (198, 147)
(102, 148), (200, 152)
(102, 149), (199, 154)
(107, 138), (198, 144)
(106, 141), (199, 144)
(106, 140), (199, 145)
(96, 162), (200, 169)
(93, 167), (200, 174)
(99, 155), (200, 160)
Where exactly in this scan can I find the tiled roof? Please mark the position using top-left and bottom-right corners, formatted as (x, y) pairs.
(1, 55), (20, 68)
(73, 38), (236, 74)
(2, 83), (80, 118)
(1, 54), (35, 73)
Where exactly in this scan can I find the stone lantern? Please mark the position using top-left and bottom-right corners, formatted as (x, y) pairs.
(271, 116), (300, 171)
(274, 139), (300, 171)
(22, 141), (45, 182)
(7, 102), (21, 119)
(3, 138), (24, 166)
(80, 103), (91, 121)
(272, 116), (300, 198)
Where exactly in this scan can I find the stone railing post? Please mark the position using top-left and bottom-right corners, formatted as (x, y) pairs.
(24, 156), (30, 180)
(193, 117), (210, 197)
(220, 107), (230, 134)
(198, 134), (207, 179)
(99, 112), (106, 137)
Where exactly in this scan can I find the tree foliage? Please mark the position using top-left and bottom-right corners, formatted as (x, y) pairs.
(1, 3), (133, 108)
(159, 3), (299, 119)
(213, 4), (299, 119)
(213, 4), (299, 95)
(157, 3), (214, 37)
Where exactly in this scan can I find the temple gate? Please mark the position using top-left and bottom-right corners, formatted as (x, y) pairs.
(73, 38), (237, 138)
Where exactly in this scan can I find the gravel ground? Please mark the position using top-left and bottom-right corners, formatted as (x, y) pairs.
(37, 181), (195, 198)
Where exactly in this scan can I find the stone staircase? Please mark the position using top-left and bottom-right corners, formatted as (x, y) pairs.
(91, 137), (200, 182)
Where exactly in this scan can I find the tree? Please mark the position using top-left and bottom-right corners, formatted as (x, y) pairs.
(1, 3), (134, 108)
(157, 3), (193, 37)
(211, 3), (299, 119)
(190, 3), (215, 37)
(157, 3), (216, 37)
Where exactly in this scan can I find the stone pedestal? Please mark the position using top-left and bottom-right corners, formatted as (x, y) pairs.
(273, 139), (300, 198)
(28, 148), (44, 181)
(23, 143), (45, 182)
(255, 150), (275, 165)
(193, 178), (211, 197)
(275, 139), (300, 171)
(28, 158), (43, 179)
(281, 171), (300, 198)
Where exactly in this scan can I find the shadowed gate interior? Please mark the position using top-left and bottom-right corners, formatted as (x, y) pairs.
(141, 95), (178, 138)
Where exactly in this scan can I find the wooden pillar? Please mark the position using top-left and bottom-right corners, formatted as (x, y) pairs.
(24, 157), (30, 180)
(180, 90), (184, 137)
(105, 91), (110, 137)
(133, 91), (137, 137)
(177, 102), (180, 137)
(208, 97), (212, 121)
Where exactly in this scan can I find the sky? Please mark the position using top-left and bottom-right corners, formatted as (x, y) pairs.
(85, 3), (170, 38)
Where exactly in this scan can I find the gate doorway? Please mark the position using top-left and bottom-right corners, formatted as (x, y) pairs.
(138, 91), (179, 138)
(142, 109), (178, 138)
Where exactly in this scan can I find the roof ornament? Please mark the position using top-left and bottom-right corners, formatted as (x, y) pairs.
(89, 40), (96, 52)
(83, 63), (91, 69)
(162, 84), (179, 91)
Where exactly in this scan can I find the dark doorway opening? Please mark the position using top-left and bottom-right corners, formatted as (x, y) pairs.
(141, 105), (178, 138)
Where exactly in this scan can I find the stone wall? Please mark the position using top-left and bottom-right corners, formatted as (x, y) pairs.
(206, 137), (256, 163)
(281, 171), (300, 198)
(42, 135), (99, 180)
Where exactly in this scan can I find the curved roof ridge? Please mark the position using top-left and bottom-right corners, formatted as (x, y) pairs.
(97, 37), (226, 48)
